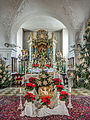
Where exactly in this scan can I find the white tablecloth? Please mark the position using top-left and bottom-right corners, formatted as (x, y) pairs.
(20, 89), (69, 117)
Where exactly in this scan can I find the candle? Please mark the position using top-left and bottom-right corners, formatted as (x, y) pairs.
(69, 87), (71, 92)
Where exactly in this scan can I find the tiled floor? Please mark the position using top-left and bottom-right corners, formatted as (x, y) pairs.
(0, 87), (90, 96)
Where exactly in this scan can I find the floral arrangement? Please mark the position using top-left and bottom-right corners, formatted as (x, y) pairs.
(53, 78), (62, 85)
(41, 96), (51, 105)
(24, 92), (36, 103)
(46, 64), (52, 68)
(24, 71), (69, 106)
(32, 64), (39, 67)
(25, 82), (35, 91)
(59, 91), (69, 101)
(16, 77), (23, 80)
(56, 84), (64, 92)
(29, 77), (36, 83)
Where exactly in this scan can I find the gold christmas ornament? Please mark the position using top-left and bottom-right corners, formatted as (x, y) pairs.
(0, 75), (2, 78)
(47, 78), (51, 83)
(82, 69), (86, 73)
(3, 72), (6, 74)
(43, 80), (48, 85)
(84, 80), (89, 84)
(84, 64), (87, 68)
(37, 81), (42, 86)
(77, 75), (79, 81)
(9, 78), (11, 80)
(88, 67), (90, 72)
(85, 48), (88, 52)
(2, 80), (4, 84)
(3, 77), (6, 80)
(0, 64), (2, 67)
(0, 69), (2, 73)
(41, 74), (46, 78)
(85, 53), (87, 57)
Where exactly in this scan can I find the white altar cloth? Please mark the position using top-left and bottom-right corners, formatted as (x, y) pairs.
(20, 100), (69, 117)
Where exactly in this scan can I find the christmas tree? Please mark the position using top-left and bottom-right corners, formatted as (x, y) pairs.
(0, 58), (13, 88)
(73, 20), (90, 90)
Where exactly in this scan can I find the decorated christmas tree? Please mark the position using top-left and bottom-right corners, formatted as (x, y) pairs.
(0, 58), (13, 88)
(73, 20), (90, 90)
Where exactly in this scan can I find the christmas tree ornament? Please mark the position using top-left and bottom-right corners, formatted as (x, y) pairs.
(0, 75), (2, 78)
(37, 81), (42, 86)
(43, 80), (48, 85)
(82, 69), (86, 73)
(0, 69), (2, 72)
(84, 64), (87, 68)
(48, 78), (51, 83)
(77, 75), (79, 81)
(85, 48), (88, 52)
(0, 64), (2, 67)
(84, 80), (89, 84)
(88, 67), (90, 72)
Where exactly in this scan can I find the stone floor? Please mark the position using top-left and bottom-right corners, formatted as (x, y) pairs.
(0, 87), (90, 96)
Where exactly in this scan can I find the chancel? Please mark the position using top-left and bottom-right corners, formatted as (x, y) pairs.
(0, 0), (90, 119)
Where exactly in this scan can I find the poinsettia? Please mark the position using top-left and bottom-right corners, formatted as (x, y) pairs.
(32, 64), (39, 67)
(25, 82), (35, 91)
(59, 91), (69, 101)
(53, 78), (62, 85)
(46, 64), (52, 68)
(29, 77), (36, 83)
(41, 96), (51, 105)
(24, 92), (36, 103)
(56, 84), (64, 91)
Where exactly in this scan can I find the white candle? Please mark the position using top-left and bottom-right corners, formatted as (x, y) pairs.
(69, 87), (71, 92)
(20, 88), (21, 93)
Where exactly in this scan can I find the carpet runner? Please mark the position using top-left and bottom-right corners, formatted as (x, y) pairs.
(0, 95), (90, 120)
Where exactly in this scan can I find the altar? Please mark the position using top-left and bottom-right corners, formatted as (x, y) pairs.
(19, 29), (69, 117)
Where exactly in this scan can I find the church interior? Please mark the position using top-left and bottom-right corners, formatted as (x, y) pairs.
(0, 0), (90, 119)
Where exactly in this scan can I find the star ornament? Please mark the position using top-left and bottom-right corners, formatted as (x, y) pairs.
(43, 80), (48, 85)
(38, 81), (42, 86)
(48, 78), (51, 83)
(84, 80), (89, 84)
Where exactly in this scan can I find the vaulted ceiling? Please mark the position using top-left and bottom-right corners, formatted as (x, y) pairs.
(0, 0), (90, 44)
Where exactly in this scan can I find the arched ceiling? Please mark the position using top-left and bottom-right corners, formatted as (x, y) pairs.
(20, 16), (66, 31)
(0, 0), (90, 43)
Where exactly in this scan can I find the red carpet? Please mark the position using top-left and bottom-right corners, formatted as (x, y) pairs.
(0, 95), (90, 120)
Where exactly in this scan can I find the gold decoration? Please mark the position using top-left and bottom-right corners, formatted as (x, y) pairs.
(0, 64), (2, 67)
(0, 75), (2, 78)
(41, 74), (46, 78)
(77, 75), (79, 81)
(37, 81), (42, 86)
(0, 69), (2, 72)
(84, 80), (89, 84)
(43, 80), (48, 85)
(47, 78), (51, 83)
(2, 80), (4, 84)
(38, 86), (53, 98)
(3, 72), (6, 74)
(82, 69), (86, 73)
(85, 48), (88, 52)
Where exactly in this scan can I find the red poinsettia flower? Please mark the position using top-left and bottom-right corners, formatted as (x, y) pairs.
(59, 91), (69, 101)
(24, 92), (36, 102)
(41, 96), (51, 105)
(29, 77), (36, 83)
(46, 64), (50, 67)
(25, 82), (36, 90)
(56, 84), (64, 92)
